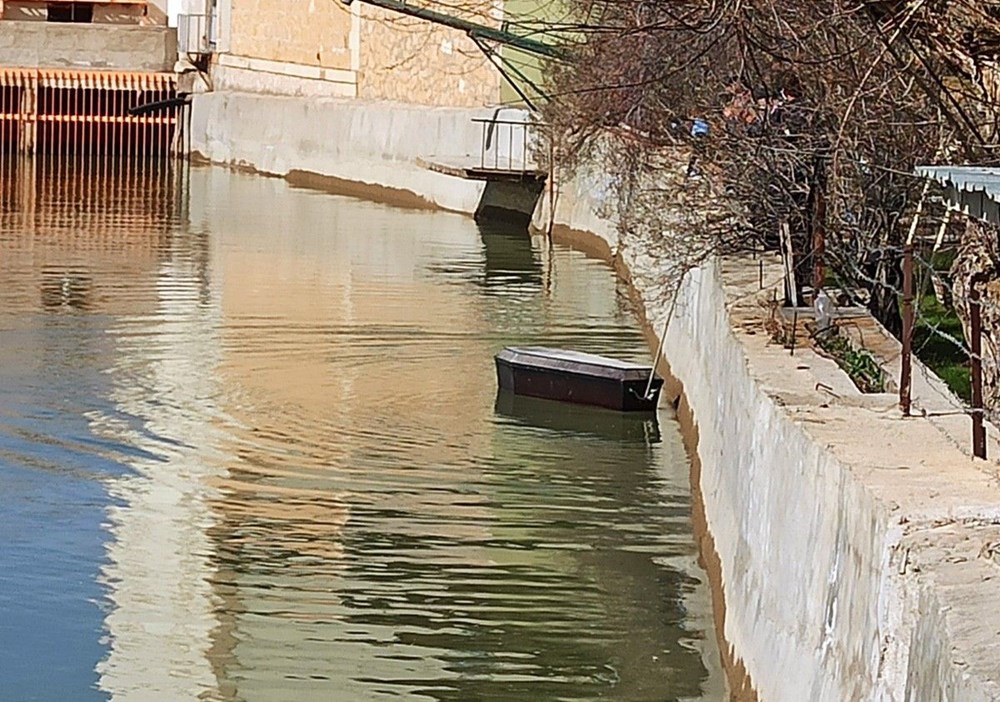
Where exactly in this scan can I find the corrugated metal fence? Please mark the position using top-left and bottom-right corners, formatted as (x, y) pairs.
(0, 68), (185, 157)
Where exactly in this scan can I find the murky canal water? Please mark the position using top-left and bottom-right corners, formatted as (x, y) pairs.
(0, 159), (723, 701)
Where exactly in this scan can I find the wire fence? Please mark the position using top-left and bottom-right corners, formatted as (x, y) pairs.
(771, 229), (1000, 459)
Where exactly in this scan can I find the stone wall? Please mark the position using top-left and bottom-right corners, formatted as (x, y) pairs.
(228, 0), (353, 72)
(357, 4), (500, 107)
(211, 54), (357, 99)
(0, 21), (177, 70)
(1, 0), (165, 23)
(215, 0), (500, 107)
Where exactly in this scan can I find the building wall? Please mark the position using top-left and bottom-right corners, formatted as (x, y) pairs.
(1, 0), (167, 24)
(0, 22), (177, 70)
(357, 4), (500, 107)
(212, 0), (502, 107)
(227, 0), (353, 72)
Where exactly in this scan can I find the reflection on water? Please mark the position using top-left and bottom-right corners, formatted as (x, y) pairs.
(495, 390), (662, 444)
(0, 157), (723, 701)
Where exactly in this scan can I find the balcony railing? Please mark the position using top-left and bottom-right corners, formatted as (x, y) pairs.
(473, 117), (541, 174)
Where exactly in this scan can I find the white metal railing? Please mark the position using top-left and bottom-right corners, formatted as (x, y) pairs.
(177, 13), (213, 56)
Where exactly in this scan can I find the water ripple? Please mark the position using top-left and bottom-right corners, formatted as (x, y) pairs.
(0, 160), (723, 702)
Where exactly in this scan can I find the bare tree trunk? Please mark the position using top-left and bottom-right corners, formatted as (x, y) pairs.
(951, 217), (1000, 411)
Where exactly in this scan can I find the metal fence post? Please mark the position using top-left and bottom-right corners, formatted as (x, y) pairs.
(970, 279), (987, 459)
(900, 244), (914, 416)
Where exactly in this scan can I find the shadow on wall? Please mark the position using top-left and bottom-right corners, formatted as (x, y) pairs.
(474, 179), (545, 227)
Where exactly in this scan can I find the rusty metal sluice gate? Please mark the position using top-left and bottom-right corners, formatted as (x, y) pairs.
(0, 68), (186, 157)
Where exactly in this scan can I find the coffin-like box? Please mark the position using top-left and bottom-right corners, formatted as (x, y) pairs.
(494, 346), (662, 412)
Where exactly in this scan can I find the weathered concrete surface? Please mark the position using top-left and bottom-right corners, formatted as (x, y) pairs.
(190, 92), (533, 214)
(532, 166), (1000, 700)
(0, 22), (177, 70)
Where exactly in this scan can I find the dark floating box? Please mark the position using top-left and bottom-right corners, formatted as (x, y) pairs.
(494, 346), (663, 412)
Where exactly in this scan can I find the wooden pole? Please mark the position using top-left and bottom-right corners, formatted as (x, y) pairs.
(901, 244), (914, 416)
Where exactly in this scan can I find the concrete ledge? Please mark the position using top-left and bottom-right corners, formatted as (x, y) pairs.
(0, 22), (177, 70)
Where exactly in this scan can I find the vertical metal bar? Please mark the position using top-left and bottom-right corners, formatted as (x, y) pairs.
(546, 133), (555, 242)
(163, 82), (170, 157)
(522, 123), (527, 173)
(44, 71), (50, 157)
(12, 70), (16, 153)
(971, 279), (987, 460)
(122, 76), (129, 159)
(132, 79), (137, 160)
(112, 80), (118, 157)
(154, 83), (160, 157)
(81, 74), (87, 157)
(900, 244), (914, 416)
(134, 78), (141, 159)
(166, 77), (174, 157)
(164, 85), (170, 157)
(113, 76), (121, 158)
(36, 71), (43, 157)
(68, 72), (74, 156)
(88, 73), (94, 159)
(50, 73), (63, 154)
(790, 309), (798, 356)
(17, 71), (23, 155)
(2, 71), (6, 154)
(780, 220), (798, 307)
(100, 79), (107, 157)
(507, 124), (512, 171)
(58, 71), (64, 157)
(41, 73), (48, 154)
(97, 79), (103, 157)
(23, 70), (28, 155)
(2, 72), (7, 154)
(73, 73), (87, 157)
(135, 77), (142, 159)
(24, 71), (35, 156)
(125, 77), (133, 162)
(812, 169), (826, 294)
(73, 72), (80, 157)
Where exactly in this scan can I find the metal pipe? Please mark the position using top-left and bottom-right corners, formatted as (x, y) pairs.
(339, 0), (565, 59)
(970, 278), (987, 460)
(812, 159), (826, 293)
(900, 244), (914, 416)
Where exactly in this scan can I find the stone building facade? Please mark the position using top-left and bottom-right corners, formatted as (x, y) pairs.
(206, 0), (503, 107)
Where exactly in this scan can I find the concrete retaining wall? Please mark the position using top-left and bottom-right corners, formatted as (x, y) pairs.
(533, 165), (1000, 701)
(190, 92), (511, 213)
(0, 22), (177, 71)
